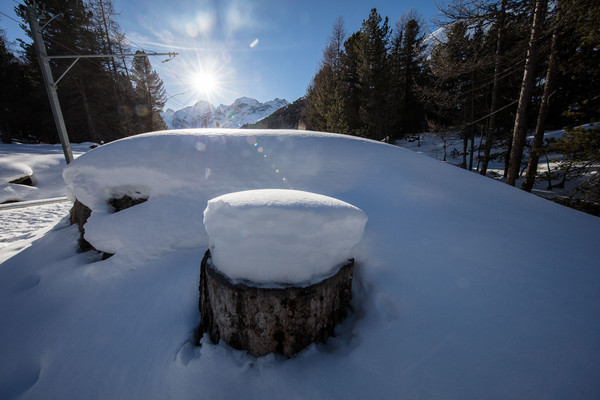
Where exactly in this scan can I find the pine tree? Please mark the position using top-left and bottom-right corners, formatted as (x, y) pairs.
(354, 8), (390, 141)
(305, 17), (348, 133)
(549, 0), (600, 127)
(547, 126), (600, 207)
(341, 31), (362, 134)
(480, 0), (507, 176)
(521, 0), (561, 191)
(506, 0), (548, 185)
(429, 21), (476, 168)
(388, 11), (428, 140)
(0, 31), (30, 143)
(16, 0), (125, 143)
(89, 0), (136, 138)
(131, 51), (167, 132)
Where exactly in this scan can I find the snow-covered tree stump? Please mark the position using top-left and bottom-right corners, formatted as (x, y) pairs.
(199, 189), (367, 357)
(199, 250), (354, 357)
(69, 195), (147, 253)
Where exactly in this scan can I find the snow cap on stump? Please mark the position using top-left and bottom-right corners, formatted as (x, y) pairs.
(203, 189), (367, 286)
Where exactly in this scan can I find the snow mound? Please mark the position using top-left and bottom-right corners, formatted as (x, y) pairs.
(2, 129), (600, 398)
(62, 129), (372, 264)
(204, 189), (367, 286)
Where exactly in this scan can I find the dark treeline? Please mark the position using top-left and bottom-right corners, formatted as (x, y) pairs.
(304, 0), (600, 198)
(0, 0), (167, 145)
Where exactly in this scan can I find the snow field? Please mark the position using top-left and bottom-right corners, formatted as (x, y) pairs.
(1, 129), (599, 399)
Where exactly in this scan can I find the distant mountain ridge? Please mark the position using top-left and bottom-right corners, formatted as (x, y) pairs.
(242, 97), (307, 130)
(162, 97), (289, 129)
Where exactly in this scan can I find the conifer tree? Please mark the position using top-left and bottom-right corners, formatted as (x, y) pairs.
(429, 21), (474, 168)
(305, 17), (348, 133)
(16, 0), (124, 142)
(480, 0), (507, 176)
(549, 0), (600, 127)
(0, 31), (31, 143)
(341, 31), (361, 134)
(506, 0), (548, 185)
(354, 8), (390, 141)
(388, 11), (428, 140)
(89, 0), (136, 138)
(131, 51), (167, 132)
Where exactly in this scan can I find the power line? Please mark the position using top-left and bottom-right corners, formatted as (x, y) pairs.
(0, 10), (21, 24)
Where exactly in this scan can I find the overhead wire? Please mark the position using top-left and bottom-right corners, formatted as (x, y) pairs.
(110, 26), (189, 109)
(0, 10), (21, 24)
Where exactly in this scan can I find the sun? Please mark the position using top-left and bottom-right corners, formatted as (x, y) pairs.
(191, 71), (219, 97)
(181, 54), (236, 104)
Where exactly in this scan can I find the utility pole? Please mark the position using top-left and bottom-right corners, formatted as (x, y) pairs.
(26, 5), (178, 164)
(27, 5), (73, 163)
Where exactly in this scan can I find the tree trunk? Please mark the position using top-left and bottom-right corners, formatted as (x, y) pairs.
(76, 77), (98, 143)
(480, 0), (507, 176)
(506, 0), (548, 186)
(198, 250), (354, 357)
(468, 76), (475, 171)
(521, 4), (559, 192)
(99, 0), (131, 137)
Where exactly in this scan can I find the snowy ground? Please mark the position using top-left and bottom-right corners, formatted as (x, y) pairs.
(395, 128), (594, 201)
(1, 130), (599, 399)
(0, 200), (71, 263)
(0, 143), (90, 263)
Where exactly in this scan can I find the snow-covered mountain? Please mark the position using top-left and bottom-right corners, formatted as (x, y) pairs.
(162, 97), (289, 129)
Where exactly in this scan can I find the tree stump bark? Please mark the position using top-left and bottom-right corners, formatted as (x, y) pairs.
(69, 195), (147, 254)
(198, 250), (353, 357)
(70, 199), (93, 252)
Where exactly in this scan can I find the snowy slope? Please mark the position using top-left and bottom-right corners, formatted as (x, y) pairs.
(1, 129), (599, 399)
(163, 97), (289, 129)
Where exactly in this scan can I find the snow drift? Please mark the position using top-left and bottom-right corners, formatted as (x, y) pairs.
(1, 129), (599, 399)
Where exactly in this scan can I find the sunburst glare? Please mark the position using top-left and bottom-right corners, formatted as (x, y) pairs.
(181, 53), (237, 104)
(191, 70), (219, 97)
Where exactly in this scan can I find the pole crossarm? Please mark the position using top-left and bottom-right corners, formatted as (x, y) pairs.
(54, 57), (80, 87)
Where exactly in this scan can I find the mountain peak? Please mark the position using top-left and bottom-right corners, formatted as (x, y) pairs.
(233, 97), (260, 105)
(163, 97), (289, 129)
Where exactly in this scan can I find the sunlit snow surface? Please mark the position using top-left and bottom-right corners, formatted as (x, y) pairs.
(203, 189), (367, 286)
(1, 129), (600, 399)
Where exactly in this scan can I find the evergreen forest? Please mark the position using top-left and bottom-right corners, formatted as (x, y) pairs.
(1, 0), (167, 145)
(1, 0), (599, 210)
(303, 1), (599, 209)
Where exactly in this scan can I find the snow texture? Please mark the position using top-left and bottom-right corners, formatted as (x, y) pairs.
(203, 189), (367, 286)
(1, 129), (600, 399)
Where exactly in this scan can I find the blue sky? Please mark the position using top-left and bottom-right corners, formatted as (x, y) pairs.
(1, 0), (442, 110)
